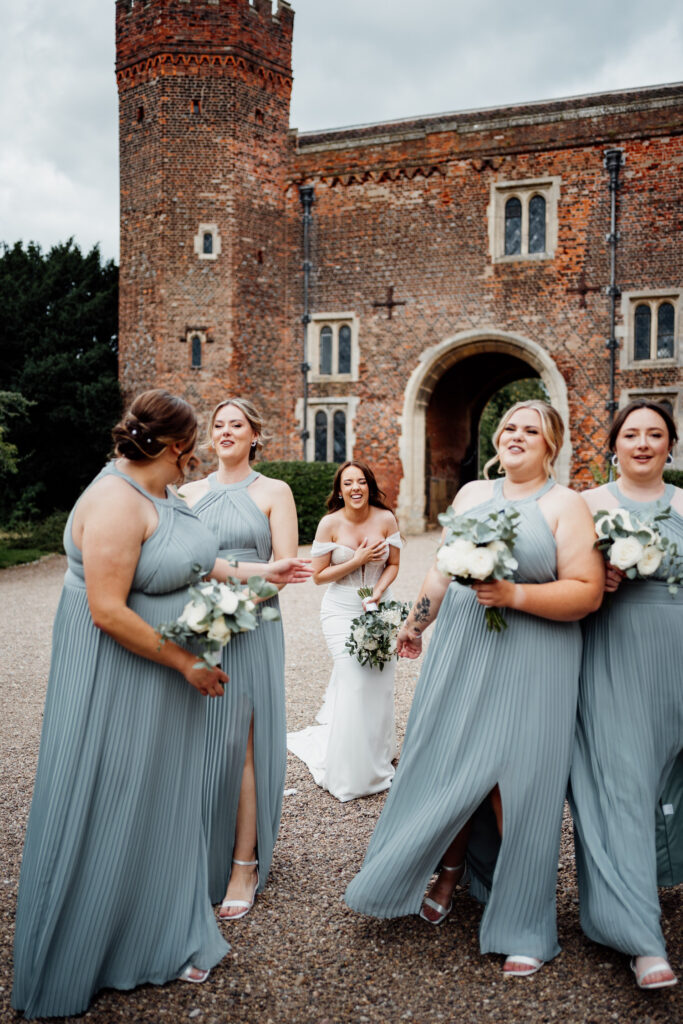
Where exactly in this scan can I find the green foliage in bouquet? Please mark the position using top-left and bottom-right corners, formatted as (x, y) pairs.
(345, 591), (411, 671)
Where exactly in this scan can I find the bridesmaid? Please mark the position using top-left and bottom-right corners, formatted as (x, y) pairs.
(182, 398), (310, 920)
(570, 399), (682, 991)
(345, 401), (604, 976)
(12, 390), (231, 1019)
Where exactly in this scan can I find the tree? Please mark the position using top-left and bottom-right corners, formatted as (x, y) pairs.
(0, 240), (120, 518)
(478, 378), (549, 476)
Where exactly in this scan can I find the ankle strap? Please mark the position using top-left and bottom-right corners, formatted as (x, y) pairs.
(232, 858), (258, 867)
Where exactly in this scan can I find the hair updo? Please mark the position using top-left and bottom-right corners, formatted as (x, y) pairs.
(112, 389), (198, 462)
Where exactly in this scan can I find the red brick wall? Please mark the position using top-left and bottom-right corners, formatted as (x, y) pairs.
(116, 3), (683, 521)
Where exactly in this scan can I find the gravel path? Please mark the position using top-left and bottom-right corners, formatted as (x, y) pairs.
(1, 539), (680, 1024)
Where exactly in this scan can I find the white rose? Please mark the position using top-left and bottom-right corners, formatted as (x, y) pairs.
(437, 538), (476, 577)
(609, 536), (644, 570)
(364, 638), (379, 650)
(179, 600), (207, 632)
(636, 545), (663, 576)
(486, 540), (506, 553)
(216, 585), (240, 615)
(352, 626), (366, 644)
(207, 616), (231, 642)
(464, 546), (496, 580)
(380, 607), (402, 626)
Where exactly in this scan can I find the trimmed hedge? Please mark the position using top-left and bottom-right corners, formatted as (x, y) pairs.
(256, 461), (338, 544)
(663, 469), (683, 488)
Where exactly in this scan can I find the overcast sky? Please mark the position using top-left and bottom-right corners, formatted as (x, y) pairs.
(2, 0), (681, 263)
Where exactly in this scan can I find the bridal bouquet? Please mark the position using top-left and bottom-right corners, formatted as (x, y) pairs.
(345, 589), (410, 670)
(159, 574), (280, 667)
(593, 507), (681, 594)
(436, 505), (520, 632)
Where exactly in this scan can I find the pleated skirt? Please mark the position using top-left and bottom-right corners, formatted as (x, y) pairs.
(12, 579), (229, 1020)
(345, 582), (581, 962)
(201, 596), (286, 904)
(569, 582), (683, 958)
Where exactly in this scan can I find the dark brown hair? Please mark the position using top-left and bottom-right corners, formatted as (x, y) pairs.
(326, 460), (393, 514)
(608, 399), (678, 451)
(112, 389), (197, 462)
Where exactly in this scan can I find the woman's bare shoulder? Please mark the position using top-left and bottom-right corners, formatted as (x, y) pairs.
(178, 477), (210, 507)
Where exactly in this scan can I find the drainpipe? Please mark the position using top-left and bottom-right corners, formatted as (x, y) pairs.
(299, 185), (315, 460)
(604, 148), (623, 426)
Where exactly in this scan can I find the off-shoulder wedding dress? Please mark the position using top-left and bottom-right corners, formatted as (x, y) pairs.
(287, 533), (402, 802)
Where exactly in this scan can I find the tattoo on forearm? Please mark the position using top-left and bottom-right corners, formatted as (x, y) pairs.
(413, 596), (431, 625)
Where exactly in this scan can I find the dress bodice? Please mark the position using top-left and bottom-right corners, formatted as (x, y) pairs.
(606, 481), (683, 582)
(311, 532), (402, 589)
(191, 471), (273, 563)
(62, 463), (219, 595)
(462, 478), (558, 585)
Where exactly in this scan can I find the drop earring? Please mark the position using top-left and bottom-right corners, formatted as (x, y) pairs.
(611, 454), (619, 469)
(665, 452), (674, 466)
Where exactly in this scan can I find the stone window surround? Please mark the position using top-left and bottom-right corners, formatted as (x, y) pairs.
(618, 288), (680, 369)
(618, 386), (682, 468)
(193, 223), (221, 261)
(296, 395), (359, 464)
(488, 176), (560, 263)
(307, 312), (359, 382)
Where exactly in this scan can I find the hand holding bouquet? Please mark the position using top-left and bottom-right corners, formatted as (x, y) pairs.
(159, 574), (280, 668)
(345, 588), (410, 670)
(593, 507), (681, 594)
(436, 505), (520, 632)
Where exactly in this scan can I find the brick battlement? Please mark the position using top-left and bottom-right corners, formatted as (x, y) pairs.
(116, 0), (293, 84)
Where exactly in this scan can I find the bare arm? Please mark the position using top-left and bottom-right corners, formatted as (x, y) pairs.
(79, 482), (226, 697)
(396, 561), (452, 659)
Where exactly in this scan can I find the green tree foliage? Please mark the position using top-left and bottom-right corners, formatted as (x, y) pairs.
(0, 240), (120, 519)
(0, 391), (32, 480)
(256, 461), (338, 544)
(478, 378), (550, 476)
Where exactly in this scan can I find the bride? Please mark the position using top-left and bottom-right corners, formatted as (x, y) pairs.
(287, 460), (402, 801)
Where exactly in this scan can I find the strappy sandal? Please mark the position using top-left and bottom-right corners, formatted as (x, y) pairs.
(178, 965), (210, 984)
(219, 858), (259, 921)
(630, 957), (678, 990)
(503, 955), (544, 977)
(419, 862), (467, 926)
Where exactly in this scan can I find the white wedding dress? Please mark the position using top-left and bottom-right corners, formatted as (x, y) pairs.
(287, 533), (402, 802)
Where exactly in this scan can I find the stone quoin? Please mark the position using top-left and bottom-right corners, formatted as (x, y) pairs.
(116, 0), (683, 531)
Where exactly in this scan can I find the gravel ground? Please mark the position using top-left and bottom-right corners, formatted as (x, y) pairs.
(1, 537), (680, 1024)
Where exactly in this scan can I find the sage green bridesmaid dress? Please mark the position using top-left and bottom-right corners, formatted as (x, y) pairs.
(194, 471), (286, 902)
(12, 464), (229, 1020)
(345, 479), (582, 963)
(569, 482), (683, 960)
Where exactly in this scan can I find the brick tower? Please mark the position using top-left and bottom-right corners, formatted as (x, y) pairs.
(115, 0), (295, 440)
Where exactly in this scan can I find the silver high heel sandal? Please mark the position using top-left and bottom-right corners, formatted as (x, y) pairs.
(219, 858), (259, 920)
(419, 862), (468, 926)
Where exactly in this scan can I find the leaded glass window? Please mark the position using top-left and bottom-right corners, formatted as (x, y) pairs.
(657, 302), (675, 359)
(320, 326), (333, 375)
(333, 410), (346, 462)
(314, 411), (327, 462)
(528, 194), (546, 254)
(634, 304), (651, 360)
(504, 197), (522, 255)
(191, 334), (202, 368)
(203, 232), (213, 255)
(338, 325), (351, 374)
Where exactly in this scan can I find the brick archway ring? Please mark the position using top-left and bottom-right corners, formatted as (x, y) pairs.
(396, 330), (570, 533)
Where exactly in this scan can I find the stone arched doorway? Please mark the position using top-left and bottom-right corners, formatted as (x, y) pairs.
(396, 330), (570, 533)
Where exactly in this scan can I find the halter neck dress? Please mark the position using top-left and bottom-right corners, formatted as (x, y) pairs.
(569, 481), (683, 960)
(345, 478), (582, 963)
(12, 463), (229, 1020)
(192, 471), (286, 903)
(287, 531), (403, 802)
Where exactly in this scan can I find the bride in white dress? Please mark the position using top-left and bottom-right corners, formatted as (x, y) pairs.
(287, 461), (402, 802)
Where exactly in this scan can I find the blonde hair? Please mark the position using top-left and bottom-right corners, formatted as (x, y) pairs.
(483, 400), (564, 480)
(205, 396), (268, 461)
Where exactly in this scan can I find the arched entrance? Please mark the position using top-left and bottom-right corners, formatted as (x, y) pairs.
(397, 330), (570, 533)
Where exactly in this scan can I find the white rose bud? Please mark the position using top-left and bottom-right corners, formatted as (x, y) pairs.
(207, 616), (231, 642)
(216, 585), (240, 616)
(609, 536), (645, 570)
(437, 538), (476, 577)
(180, 600), (208, 633)
(465, 546), (496, 580)
(636, 545), (663, 576)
